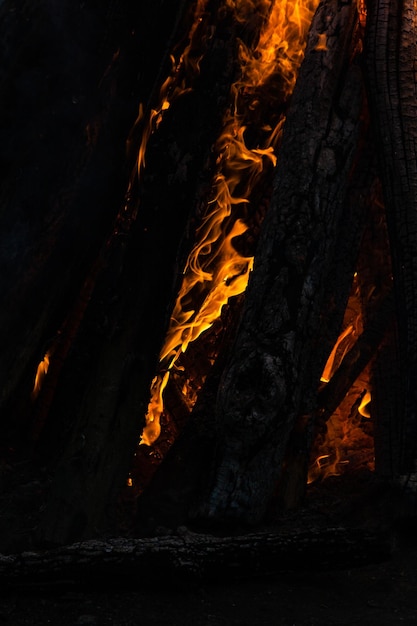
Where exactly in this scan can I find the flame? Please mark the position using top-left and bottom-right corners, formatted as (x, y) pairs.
(141, 0), (318, 446)
(320, 274), (364, 383)
(320, 324), (355, 383)
(358, 390), (371, 418)
(308, 451), (349, 484)
(31, 350), (51, 400)
(135, 0), (209, 179)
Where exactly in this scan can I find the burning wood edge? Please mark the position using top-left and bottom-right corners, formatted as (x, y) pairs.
(0, 527), (392, 587)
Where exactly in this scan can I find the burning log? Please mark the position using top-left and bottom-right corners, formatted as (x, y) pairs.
(2, 0), (416, 556)
(194, 0), (363, 525)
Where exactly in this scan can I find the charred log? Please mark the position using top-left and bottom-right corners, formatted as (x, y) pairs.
(0, 527), (392, 587)
(365, 0), (417, 474)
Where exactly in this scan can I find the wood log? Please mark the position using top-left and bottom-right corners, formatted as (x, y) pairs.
(35, 0), (270, 547)
(365, 0), (417, 474)
(196, 0), (363, 525)
(0, 527), (392, 587)
(0, 0), (189, 442)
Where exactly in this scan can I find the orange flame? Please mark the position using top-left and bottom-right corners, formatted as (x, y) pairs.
(141, 0), (318, 446)
(31, 351), (51, 400)
(358, 390), (372, 418)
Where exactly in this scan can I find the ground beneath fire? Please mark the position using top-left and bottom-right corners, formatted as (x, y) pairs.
(1, 542), (417, 626)
(2, 468), (417, 625)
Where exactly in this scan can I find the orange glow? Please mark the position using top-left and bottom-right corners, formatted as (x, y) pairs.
(309, 274), (375, 483)
(315, 33), (328, 51)
(141, 0), (318, 446)
(31, 351), (51, 400)
(308, 380), (374, 484)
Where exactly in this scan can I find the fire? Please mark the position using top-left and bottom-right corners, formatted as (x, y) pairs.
(308, 380), (374, 484)
(140, 0), (318, 446)
(358, 390), (372, 418)
(320, 324), (355, 383)
(31, 350), (51, 400)
(309, 275), (375, 483)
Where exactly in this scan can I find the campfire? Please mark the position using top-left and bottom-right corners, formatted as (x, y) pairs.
(1, 0), (416, 554)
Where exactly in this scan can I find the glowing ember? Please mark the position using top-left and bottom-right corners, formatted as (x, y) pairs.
(141, 0), (318, 446)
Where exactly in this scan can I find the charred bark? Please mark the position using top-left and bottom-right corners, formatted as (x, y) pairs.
(365, 0), (417, 474)
(196, 0), (363, 525)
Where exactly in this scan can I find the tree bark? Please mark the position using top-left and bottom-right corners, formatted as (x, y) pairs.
(197, 0), (363, 525)
(365, 0), (417, 474)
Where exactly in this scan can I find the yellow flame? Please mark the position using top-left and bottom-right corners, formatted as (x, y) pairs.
(141, 0), (318, 446)
(358, 390), (372, 418)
